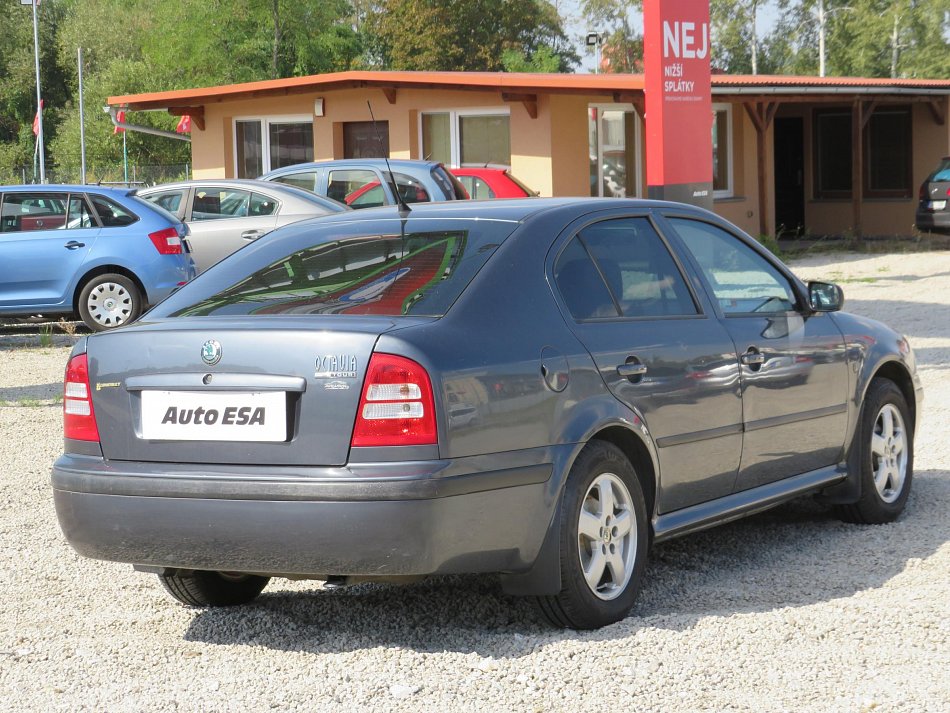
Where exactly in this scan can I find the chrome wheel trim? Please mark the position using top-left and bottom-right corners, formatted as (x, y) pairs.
(870, 403), (908, 504)
(577, 472), (637, 601)
(86, 281), (133, 328)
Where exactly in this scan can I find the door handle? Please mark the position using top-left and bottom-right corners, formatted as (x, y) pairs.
(740, 349), (766, 367)
(617, 361), (648, 380)
(241, 229), (265, 240)
(64, 241), (85, 250)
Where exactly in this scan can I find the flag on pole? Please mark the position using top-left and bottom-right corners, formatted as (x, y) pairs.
(175, 115), (191, 134)
(114, 109), (125, 134)
(32, 99), (44, 136)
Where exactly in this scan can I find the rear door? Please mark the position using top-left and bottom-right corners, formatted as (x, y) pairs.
(0, 191), (100, 309)
(662, 215), (849, 491)
(185, 186), (278, 272)
(550, 213), (743, 513)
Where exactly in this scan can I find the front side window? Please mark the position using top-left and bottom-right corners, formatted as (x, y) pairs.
(669, 218), (797, 315)
(421, 111), (511, 167)
(0, 193), (67, 232)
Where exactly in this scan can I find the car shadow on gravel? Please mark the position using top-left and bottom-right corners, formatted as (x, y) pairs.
(182, 470), (949, 655)
(0, 383), (63, 404)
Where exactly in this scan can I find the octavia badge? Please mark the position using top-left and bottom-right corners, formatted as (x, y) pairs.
(201, 339), (222, 366)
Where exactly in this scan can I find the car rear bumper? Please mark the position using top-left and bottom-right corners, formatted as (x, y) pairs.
(51, 453), (556, 577)
(915, 209), (950, 233)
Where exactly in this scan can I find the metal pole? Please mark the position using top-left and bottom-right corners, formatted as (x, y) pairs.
(78, 47), (87, 185)
(30, 0), (46, 183)
(123, 131), (129, 184)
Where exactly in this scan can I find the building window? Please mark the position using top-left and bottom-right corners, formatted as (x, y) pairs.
(420, 110), (510, 166)
(813, 107), (912, 199)
(234, 117), (314, 178)
(588, 104), (640, 198)
(712, 104), (733, 198)
(865, 108), (912, 198)
(814, 111), (853, 199)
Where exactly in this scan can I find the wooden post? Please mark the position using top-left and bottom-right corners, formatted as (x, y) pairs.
(743, 101), (780, 238)
(851, 99), (876, 239)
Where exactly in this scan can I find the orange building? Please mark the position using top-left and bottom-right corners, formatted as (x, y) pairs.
(109, 71), (950, 238)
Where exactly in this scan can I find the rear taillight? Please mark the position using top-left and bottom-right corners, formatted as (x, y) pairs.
(64, 354), (100, 442)
(351, 353), (437, 447)
(148, 227), (183, 255)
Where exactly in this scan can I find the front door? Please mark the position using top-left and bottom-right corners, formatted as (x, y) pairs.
(0, 191), (99, 309)
(664, 216), (849, 491)
(774, 117), (805, 238)
(551, 215), (743, 513)
(343, 121), (389, 159)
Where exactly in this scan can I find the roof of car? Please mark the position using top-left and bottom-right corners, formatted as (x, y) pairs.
(262, 159), (441, 175)
(295, 196), (710, 225)
(0, 184), (136, 196)
(137, 178), (321, 192)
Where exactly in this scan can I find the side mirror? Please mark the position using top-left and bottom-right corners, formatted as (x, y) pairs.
(808, 281), (844, 312)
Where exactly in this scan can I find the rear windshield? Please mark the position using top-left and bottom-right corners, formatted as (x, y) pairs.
(160, 218), (519, 318)
(930, 158), (950, 182)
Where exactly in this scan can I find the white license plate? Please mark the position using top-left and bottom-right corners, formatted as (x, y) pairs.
(927, 200), (947, 211)
(141, 390), (287, 442)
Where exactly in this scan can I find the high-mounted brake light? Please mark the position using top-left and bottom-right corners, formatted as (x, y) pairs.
(64, 354), (100, 442)
(351, 353), (437, 447)
(148, 227), (183, 255)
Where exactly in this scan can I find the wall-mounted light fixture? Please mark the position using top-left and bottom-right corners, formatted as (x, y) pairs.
(314, 98), (325, 117)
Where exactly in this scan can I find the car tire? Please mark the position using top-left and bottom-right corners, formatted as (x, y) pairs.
(77, 273), (142, 331)
(159, 570), (270, 607)
(835, 379), (914, 524)
(533, 441), (649, 630)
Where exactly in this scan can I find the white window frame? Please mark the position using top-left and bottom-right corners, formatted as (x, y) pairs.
(712, 103), (734, 199)
(417, 107), (511, 167)
(232, 114), (314, 177)
(588, 103), (643, 199)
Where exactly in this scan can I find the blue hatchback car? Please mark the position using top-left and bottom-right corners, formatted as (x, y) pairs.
(0, 185), (195, 331)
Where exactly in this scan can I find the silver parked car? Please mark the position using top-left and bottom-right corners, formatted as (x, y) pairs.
(138, 179), (348, 272)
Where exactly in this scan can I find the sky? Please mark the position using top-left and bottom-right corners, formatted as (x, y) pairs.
(560, 0), (782, 73)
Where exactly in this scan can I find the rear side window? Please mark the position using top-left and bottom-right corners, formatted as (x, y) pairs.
(432, 165), (469, 200)
(459, 176), (495, 199)
(163, 219), (520, 318)
(192, 188), (251, 220)
(329, 169), (379, 206)
(143, 190), (185, 215)
(273, 171), (317, 191)
(555, 218), (697, 320)
(89, 195), (137, 227)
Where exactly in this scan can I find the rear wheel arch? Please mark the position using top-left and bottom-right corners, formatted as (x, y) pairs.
(73, 265), (148, 313)
(587, 426), (658, 523)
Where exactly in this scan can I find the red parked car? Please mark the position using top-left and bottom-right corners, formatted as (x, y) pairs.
(450, 167), (536, 199)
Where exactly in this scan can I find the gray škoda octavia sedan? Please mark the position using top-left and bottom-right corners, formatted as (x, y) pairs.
(52, 198), (922, 629)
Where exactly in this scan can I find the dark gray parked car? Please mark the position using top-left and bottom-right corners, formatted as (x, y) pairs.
(52, 199), (922, 629)
(915, 156), (950, 234)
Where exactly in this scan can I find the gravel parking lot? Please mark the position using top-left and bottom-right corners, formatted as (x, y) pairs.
(1, 251), (948, 712)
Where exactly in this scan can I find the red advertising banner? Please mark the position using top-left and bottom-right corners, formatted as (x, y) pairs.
(644, 0), (713, 208)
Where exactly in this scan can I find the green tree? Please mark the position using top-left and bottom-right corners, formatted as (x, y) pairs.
(364, 0), (576, 71)
(581, 0), (642, 72)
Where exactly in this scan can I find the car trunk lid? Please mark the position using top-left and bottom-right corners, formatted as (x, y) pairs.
(86, 316), (424, 466)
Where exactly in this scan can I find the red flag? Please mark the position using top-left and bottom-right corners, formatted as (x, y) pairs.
(32, 99), (44, 136)
(114, 110), (126, 134)
(175, 115), (191, 134)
